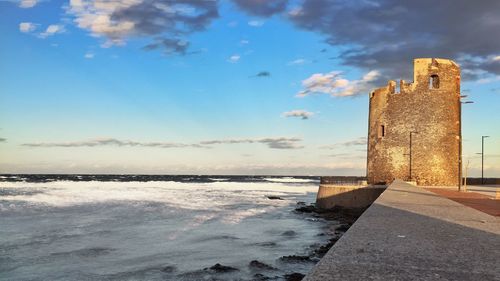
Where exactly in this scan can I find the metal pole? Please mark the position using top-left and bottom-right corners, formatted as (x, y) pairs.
(408, 131), (417, 181)
(482, 136), (484, 184)
(481, 136), (490, 184)
(458, 98), (462, 191)
(409, 132), (412, 181)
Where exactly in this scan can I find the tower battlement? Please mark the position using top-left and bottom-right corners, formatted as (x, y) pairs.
(367, 58), (461, 186)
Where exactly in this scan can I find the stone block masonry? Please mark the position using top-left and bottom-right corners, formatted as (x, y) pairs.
(367, 58), (461, 186)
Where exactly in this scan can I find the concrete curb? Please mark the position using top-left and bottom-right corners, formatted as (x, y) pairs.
(305, 180), (500, 280)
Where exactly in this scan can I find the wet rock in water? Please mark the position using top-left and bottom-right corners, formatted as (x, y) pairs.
(336, 224), (350, 232)
(160, 266), (176, 273)
(267, 196), (284, 200)
(314, 237), (339, 257)
(296, 201), (306, 205)
(253, 273), (280, 280)
(205, 263), (239, 273)
(281, 230), (297, 237)
(284, 272), (305, 281)
(295, 205), (317, 213)
(249, 260), (277, 270)
(279, 255), (311, 263)
(161, 265), (176, 273)
(255, 241), (277, 247)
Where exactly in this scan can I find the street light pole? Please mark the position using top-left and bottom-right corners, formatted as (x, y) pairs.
(459, 98), (473, 191)
(481, 135), (490, 184)
(409, 131), (418, 181)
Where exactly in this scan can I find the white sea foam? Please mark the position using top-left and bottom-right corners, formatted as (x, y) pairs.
(264, 177), (318, 183)
(0, 180), (318, 212)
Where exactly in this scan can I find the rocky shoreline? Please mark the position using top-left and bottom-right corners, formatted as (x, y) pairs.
(168, 201), (368, 281)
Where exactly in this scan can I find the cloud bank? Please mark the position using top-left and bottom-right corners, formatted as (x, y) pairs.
(286, 0), (500, 80)
(233, 0), (500, 80)
(22, 137), (304, 150)
(67, 0), (218, 53)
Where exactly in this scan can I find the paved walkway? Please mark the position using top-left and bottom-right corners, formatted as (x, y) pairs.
(426, 188), (500, 216)
(305, 180), (500, 281)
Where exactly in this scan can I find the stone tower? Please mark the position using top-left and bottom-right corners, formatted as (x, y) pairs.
(367, 58), (461, 186)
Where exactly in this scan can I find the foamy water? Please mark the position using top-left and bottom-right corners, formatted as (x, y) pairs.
(0, 176), (333, 280)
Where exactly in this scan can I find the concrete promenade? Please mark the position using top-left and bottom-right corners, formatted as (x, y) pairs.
(305, 180), (500, 281)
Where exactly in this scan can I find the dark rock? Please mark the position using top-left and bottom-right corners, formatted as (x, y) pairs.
(253, 273), (280, 280)
(253, 273), (269, 280)
(281, 230), (297, 237)
(161, 265), (176, 273)
(267, 196), (284, 200)
(255, 241), (277, 247)
(296, 201), (306, 205)
(295, 205), (317, 213)
(284, 272), (305, 281)
(204, 263), (239, 273)
(249, 260), (277, 270)
(314, 238), (339, 257)
(336, 224), (350, 232)
(279, 255), (311, 263)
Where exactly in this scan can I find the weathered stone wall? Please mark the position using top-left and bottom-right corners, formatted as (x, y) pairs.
(367, 58), (461, 186)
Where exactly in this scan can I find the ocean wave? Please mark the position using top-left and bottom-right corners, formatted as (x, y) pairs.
(264, 177), (318, 183)
(0, 180), (318, 214)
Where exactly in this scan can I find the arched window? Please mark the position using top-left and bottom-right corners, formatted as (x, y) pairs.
(429, 74), (440, 89)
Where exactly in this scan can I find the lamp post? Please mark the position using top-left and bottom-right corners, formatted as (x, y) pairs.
(480, 135), (490, 184)
(408, 131), (418, 181)
(458, 97), (473, 191)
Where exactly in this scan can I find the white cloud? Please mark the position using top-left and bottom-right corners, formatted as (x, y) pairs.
(287, 58), (309, 66)
(19, 0), (37, 8)
(248, 20), (264, 27)
(476, 75), (500, 84)
(492, 55), (500, 62)
(297, 70), (380, 97)
(228, 54), (240, 63)
(288, 7), (303, 17)
(320, 137), (367, 149)
(19, 22), (37, 33)
(84, 52), (94, 59)
(282, 110), (314, 120)
(39, 24), (64, 38)
(240, 39), (249, 45)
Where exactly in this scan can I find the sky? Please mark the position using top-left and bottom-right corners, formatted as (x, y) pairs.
(0, 0), (499, 176)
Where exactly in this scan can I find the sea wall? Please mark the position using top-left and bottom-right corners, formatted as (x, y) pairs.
(305, 180), (500, 280)
(316, 184), (385, 209)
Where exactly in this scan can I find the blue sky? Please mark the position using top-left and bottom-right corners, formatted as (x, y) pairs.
(0, 0), (499, 176)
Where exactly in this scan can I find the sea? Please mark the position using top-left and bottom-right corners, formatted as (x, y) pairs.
(0, 175), (343, 281)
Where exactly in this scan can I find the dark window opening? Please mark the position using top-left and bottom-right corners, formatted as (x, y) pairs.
(379, 125), (385, 138)
(429, 74), (440, 89)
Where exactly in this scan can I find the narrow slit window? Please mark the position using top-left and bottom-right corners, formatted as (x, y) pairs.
(379, 125), (385, 138)
(429, 74), (440, 89)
